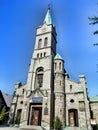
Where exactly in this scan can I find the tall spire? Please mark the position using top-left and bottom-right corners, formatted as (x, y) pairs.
(44, 5), (52, 24)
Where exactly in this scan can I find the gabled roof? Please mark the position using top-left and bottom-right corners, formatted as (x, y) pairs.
(43, 7), (52, 25)
(90, 96), (98, 102)
(54, 53), (63, 60)
(1, 90), (13, 107)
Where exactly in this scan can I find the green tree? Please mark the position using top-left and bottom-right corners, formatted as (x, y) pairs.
(89, 16), (98, 34)
(96, 124), (98, 129)
(0, 106), (6, 122)
(54, 116), (62, 130)
(88, 3), (98, 46)
(89, 2), (98, 72)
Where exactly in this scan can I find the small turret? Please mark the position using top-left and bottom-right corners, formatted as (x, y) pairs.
(79, 75), (86, 83)
(15, 82), (22, 89)
(54, 53), (65, 127)
(54, 53), (65, 92)
(54, 53), (64, 73)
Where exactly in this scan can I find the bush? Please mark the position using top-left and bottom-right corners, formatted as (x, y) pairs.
(0, 106), (6, 122)
(96, 124), (98, 129)
(54, 116), (62, 130)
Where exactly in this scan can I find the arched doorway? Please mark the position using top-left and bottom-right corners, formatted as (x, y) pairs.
(16, 109), (22, 125)
(30, 106), (42, 125)
(28, 97), (43, 126)
(68, 109), (78, 127)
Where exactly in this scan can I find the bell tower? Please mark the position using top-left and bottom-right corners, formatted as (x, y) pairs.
(27, 7), (57, 91)
(33, 7), (57, 58)
(24, 7), (57, 129)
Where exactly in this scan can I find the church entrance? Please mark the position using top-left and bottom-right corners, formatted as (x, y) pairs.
(68, 109), (78, 127)
(16, 109), (22, 125)
(28, 97), (43, 126)
(30, 107), (42, 125)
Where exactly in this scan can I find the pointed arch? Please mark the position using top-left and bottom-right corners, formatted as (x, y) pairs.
(35, 67), (44, 88)
(44, 37), (48, 47)
(38, 39), (42, 49)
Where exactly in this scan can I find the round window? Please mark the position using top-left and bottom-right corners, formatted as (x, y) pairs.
(70, 99), (74, 103)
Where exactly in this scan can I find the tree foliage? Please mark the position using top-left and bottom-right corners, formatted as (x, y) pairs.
(89, 16), (98, 35)
(88, 3), (98, 46)
(54, 116), (62, 129)
(0, 106), (6, 121)
(96, 124), (98, 128)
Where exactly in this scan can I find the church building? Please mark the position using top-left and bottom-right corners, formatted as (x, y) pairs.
(10, 7), (98, 130)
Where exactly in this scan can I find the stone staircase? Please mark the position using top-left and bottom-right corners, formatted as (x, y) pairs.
(20, 125), (43, 130)
(64, 127), (87, 130)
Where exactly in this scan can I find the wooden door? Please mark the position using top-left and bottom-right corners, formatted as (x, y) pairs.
(69, 111), (74, 126)
(30, 107), (42, 126)
(16, 109), (22, 124)
(33, 110), (39, 125)
(69, 109), (78, 127)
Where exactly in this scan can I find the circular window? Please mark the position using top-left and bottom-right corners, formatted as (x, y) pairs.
(70, 99), (74, 103)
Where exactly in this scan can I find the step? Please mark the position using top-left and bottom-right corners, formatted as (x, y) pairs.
(20, 125), (43, 130)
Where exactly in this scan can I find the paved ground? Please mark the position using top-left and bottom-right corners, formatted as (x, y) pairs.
(0, 126), (42, 130)
(0, 127), (39, 130)
(0, 127), (19, 130)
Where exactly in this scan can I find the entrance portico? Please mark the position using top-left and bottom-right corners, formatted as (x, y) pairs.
(29, 104), (42, 126)
(28, 97), (43, 126)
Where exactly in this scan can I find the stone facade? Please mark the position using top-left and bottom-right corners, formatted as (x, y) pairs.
(10, 8), (98, 130)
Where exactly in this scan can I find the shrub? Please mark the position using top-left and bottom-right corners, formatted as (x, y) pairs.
(54, 116), (62, 130)
(0, 106), (6, 122)
(96, 124), (98, 129)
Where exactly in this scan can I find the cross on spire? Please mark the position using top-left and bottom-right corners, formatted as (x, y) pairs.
(43, 5), (52, 24)
(48, 4), (50, 10)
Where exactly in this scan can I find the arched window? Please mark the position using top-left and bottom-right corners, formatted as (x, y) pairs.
(91, 110), (93, 119)
(68, 109), (78, 127)
(70, 85), (72, 92)
(35, 67), (44, 88)
(40, 53), (42, 58)
(54, 62), (57, 70)
(59, 62), (61, 70)
(44, 52), (46, 57)
(44, 37), (48, 47)
(37, 53), (39, 58)
(60, 80), (61, 86)
(38, 39), (42, 49)
(22, 89), (24, 94)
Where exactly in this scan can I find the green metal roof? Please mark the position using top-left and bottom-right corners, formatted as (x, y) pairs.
(79, 75), (85, 78)
(77, 87), (84, 93)
(54, 53), (63, 60)
(15, 82), (21, 85)
(90, 96), (98, 102)
(44, 8), (52, 24)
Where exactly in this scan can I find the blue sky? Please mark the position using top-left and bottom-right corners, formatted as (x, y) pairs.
(0, 0), (98, 96)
